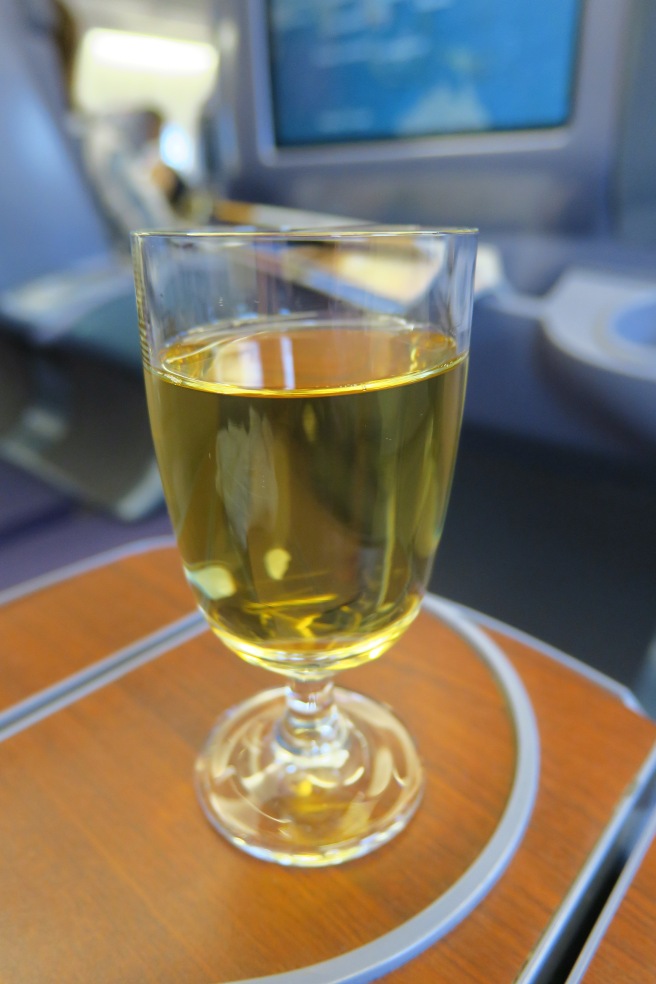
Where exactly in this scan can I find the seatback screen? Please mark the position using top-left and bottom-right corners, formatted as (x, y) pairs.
(268, 0), (581, 147)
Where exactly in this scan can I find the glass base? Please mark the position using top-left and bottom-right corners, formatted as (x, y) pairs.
(195, 687), (424, 867)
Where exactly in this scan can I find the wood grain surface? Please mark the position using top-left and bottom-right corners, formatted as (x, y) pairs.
(0, 547), (655, 983)
(0, 541), (193, 714)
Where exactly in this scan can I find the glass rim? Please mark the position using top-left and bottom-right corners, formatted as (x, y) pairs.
(131, 225), (478, 244)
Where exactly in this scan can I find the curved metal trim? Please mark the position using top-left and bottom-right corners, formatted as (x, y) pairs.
(456, 601), (644, 714)
(222, 595), (540, 984)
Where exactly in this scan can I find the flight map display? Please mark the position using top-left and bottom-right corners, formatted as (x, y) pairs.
(267, 0), (581, 146)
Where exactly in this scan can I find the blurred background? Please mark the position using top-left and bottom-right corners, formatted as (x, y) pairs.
(0, 0), (654, 711)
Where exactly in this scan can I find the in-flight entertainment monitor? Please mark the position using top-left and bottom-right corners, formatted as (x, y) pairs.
(211, 0), (634, 236)
(268, 0), (580, 148)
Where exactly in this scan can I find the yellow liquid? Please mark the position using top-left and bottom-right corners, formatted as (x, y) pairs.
(145, 318), (467, 675)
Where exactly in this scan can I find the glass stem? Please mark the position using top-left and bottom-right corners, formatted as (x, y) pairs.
(276, 676), (347, 757)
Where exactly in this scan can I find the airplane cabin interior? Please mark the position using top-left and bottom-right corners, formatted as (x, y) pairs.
(1, 1), (656, 978)
(1, 0), (654, 700)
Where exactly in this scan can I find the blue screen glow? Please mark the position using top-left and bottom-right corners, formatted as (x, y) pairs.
(268, 0), (582, 146)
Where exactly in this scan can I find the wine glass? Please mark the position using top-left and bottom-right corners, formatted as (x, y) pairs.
(132, 227), (477, 867)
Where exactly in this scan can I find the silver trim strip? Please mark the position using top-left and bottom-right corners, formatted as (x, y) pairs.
(565, 745), (656, 982)
(518, 740), (656, 983)
(0, 611), (206, 744)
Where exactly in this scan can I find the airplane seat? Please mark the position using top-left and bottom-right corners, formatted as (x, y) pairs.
(0, 0), (114, 294)
(0, 0), (164, 542)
